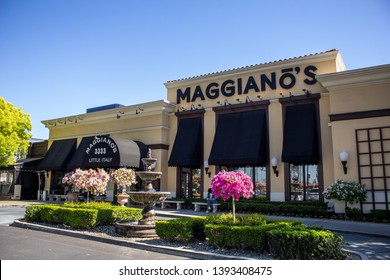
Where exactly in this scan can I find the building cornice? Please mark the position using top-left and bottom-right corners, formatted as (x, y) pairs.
(42, 99), (176, 128)
(317, 64), (390, 91)
(165, 50), (342, 88)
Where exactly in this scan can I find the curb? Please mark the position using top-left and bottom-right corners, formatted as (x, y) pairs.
(10, 219), (254, 260)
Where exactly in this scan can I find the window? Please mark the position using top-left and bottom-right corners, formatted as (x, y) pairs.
(179, 167), (201, 198)
(221, 166), (268, 199)
(289, 164), (319, 201)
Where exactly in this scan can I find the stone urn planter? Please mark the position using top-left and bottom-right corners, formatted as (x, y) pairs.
(332, 199), (361, 213)
(66, 192), (79, 202)
(116, 193), (129, 207)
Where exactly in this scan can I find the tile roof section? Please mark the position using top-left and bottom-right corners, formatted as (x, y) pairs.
(165, 49), (338, 84)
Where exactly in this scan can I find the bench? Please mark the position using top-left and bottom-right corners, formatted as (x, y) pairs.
(160, 200), (185, 210)
(192, 202), (220, 213)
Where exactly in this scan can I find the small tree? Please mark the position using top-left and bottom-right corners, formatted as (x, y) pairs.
(0, 97), (32, 166)
(211, 170), (254, 222)
(63, 168), (109, 202)
(109, 167), (137, 194)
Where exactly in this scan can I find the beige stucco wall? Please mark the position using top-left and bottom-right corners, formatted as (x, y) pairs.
(42, 100), (175, 194)
(165, 50), (342, 200)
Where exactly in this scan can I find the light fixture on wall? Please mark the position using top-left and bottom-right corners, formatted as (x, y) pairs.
(271, 157), (279, 177)
(340, 150), (349, 174)
(303, 88), (312, 97)
(204, 160), (211, 178)
(116, 111), (124, 119)
(136, 106), (144, 114)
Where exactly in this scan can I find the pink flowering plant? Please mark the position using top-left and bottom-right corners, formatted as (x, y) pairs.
(62, 168), (109, 202)
(109, 167), (137, 194)
(211, 170), (254, 222)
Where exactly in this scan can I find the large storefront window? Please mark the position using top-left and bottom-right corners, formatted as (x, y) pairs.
(289, 164), (319, 201)
(179, 167), (201, 198)
(222, 166), (267, 199)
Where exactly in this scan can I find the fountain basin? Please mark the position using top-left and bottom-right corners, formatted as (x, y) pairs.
(128, 191), (170, 204)
(115, 221), (158, 238)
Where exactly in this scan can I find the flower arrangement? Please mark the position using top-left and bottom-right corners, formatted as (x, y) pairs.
(211, 170), (254, 221)
(62, 168), (109, 202)
(323, 179), (367, 203)
(109, 167), (137, 194)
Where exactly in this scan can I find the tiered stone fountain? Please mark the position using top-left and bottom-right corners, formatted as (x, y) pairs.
(115, 149), (170, 237)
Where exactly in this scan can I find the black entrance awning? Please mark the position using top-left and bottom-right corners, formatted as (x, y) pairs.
(208, 110), (268, 167)
(38, 139), (77, 170)
(67, 136), (148, 169)
(168, 117), (202, 167)
(282, 103), (319, 165)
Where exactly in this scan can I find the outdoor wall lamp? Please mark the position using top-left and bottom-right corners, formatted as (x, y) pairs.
(303, 88), (312, 97)
(136, 106), (144, 114)
(116, 111), (124, 119)
(340, 150), (349, 174)
(204, 160), (211, 178)
(271, 157), (279, 177)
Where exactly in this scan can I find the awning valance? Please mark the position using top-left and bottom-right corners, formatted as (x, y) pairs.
(67, 136), (148, 169)
(282, 103), (319, 165)
(168, 117), (202, 167)
(208, 109), (268, 167)
(38, 139), (77, 170)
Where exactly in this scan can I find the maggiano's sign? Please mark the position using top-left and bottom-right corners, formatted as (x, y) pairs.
(176, 65), (317, 104)
(83, 136), (120, 167)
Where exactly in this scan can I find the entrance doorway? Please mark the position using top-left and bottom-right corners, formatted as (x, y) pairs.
(178, 167), (201, 198)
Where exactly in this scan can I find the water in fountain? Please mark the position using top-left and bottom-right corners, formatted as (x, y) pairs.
(115, 149), (170, 237)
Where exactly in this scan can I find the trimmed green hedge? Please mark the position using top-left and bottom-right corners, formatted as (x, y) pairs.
(24, 202), (142, 229)
(60, 208), (98, 229)
(155, 214), (346, 260)
(156, 217), (206, 244)
(205, 223), (289, 252)
(267, 226), (346, 260)
(63, 201), (142, 224)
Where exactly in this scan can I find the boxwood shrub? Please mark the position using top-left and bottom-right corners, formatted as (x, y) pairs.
(39, 205), (63, 224)
(267, 226), (346, 260)
(24, 202), (142, 228)
(25, 204), (44, 222)
(205, 223), (289, 252)
(63, 201), (142, 224)
(60, 208), (98, 229)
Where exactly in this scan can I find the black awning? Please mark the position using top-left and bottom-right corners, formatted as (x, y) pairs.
(168, 117), (202, 167)
(38, 139), (77, 170)
(208, 110), (268, 167)
(67, 136), (94, 170)
(67, 136), (148, 169)
(282, 103), (319, 165)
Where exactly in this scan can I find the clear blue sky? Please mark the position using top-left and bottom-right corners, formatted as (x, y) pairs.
(1, 0), (389, 139)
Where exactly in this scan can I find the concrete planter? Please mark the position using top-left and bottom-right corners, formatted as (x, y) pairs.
(332, 200), (360, 213)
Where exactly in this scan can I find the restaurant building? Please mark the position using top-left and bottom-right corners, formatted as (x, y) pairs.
(37, 49), (390, 213)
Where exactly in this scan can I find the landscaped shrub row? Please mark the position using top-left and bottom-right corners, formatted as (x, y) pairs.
(218, 201), (329, 217)
(24, 202), (142, 229)
(25, 204), (98, 229)
(155, 213), (346, 260)
(63, 201), (142, 224)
